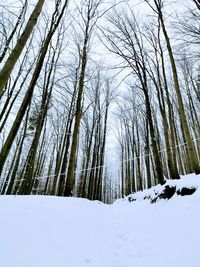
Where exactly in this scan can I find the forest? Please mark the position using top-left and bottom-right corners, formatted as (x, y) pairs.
(0, 0), (199, 203)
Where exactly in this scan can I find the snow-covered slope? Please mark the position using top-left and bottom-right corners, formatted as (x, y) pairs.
(0, 174), (200, 267)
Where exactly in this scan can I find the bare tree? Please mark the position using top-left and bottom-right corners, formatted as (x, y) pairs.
(105, 10), (165, 184)
(0, 0), (69, 177)
(0, 0), (46, 97)
(193, 0), (200, 10)
(145, 0), (200, 174)
(64, 0), (103, 197)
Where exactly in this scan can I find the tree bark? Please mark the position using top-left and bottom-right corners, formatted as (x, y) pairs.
(159, 6), (200, 174)
(0, 0), (45, 97)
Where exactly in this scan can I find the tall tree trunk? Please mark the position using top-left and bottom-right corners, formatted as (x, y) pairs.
(159, 11), (200, 174)
(0, 0), (69, 176)
(64, 15), (90, 197)
(94, 86), (106, 200)
(20, 43), (59, 195)
(56, 68), (79, 196)
(5, 107), (30, 194)
(158, 35), (180, 179)
(0, 0), (45, 97)
(144, 90), (165, 184)
(144, 118), (152, 188)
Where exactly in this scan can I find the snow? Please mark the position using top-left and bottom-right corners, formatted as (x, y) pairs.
(0, 174), (200, 267)
(123, 173), (200, 203)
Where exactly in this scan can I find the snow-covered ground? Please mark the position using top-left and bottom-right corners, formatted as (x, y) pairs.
(0, 174), (200, 267)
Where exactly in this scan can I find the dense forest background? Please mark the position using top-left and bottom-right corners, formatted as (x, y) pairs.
(0, 0), (199, 203)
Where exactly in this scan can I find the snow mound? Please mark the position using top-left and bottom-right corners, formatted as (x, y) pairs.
(122, 173), (200, 203)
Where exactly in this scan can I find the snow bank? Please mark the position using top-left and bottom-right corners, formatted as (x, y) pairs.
(0, 174), (200, 267)
(122, 173), (200, 203)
